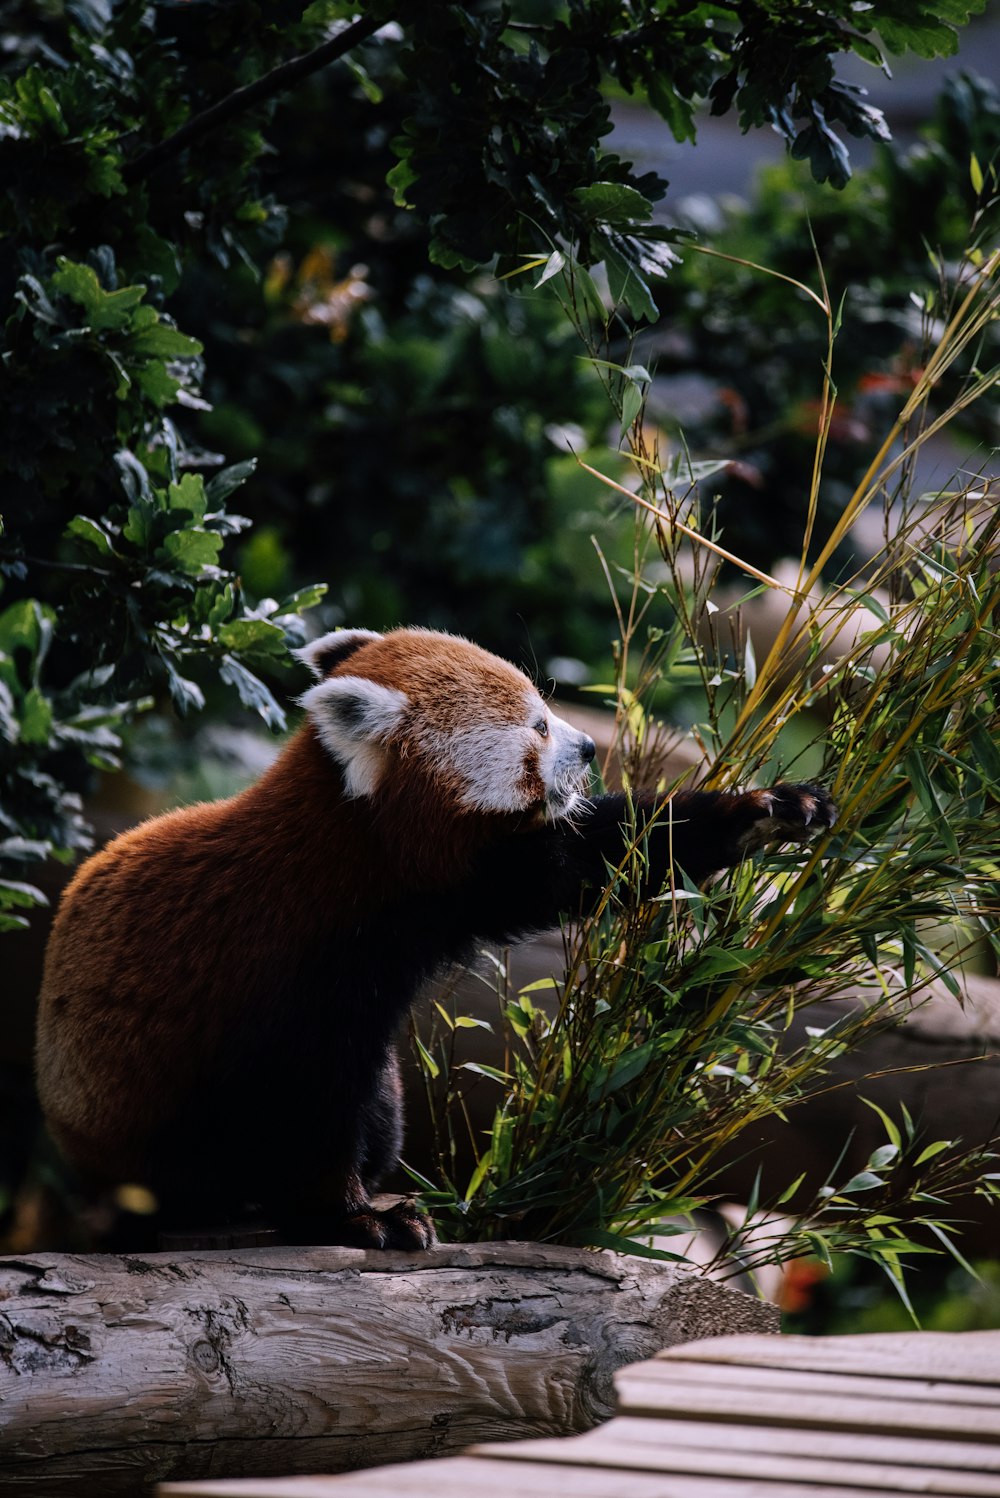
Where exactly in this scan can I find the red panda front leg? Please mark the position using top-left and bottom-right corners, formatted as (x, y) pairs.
(455, 781), (836, 944)
(660, 782), (837, 882)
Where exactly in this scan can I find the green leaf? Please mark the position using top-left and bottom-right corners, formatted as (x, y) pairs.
(691, 945), (752, 979)
(776, 1172), (807, 1207)
(534, 250), (566, 289)
(36, 85), (67, 138)
(573, 182), (654, 227)
(839, 1170), (885, 1194)
(217, 618), (287, 656)
(0, 878), (48, 908)
(457, 1062), (512, 1084)
(413, 1034), (440, 1080)
(65, 515), (114, 555)
(206, 460), (258, 505)
(905, 749), (959, 856)
(465, 1149), (493, 1201)
(162, 659), (205, 716)
(277, 583), (328, 616)
(218, 654), (286, 731)
(860, 1099), (902, 1151)
(877, 18), (961, 58)
(129, 322), (203, 359)
(589, 1041), (656, 1100)
(605, 248), (658, 322)
(346, 57), (383, 105)
(20, 687), (52, 744)
(619, 377), (645, 438)
(159, 528), (223, 575)
(505, 1003), (532, 1037)
(166, 474), (207, 520)
(386, 156), (417, 208)
(914, 1139), (953, 1167)
(646, 75), (696, 144)
(0, 598), (54, 661)
(585, 1228), (688, 1262)
(51, 259), (146, 331)
(123, 503), (155, 550)
(136, 362), (181, 406)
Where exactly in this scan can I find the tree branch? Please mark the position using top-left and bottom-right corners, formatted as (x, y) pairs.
(121, 13), (385, 184)
(1, 551), (116, 581)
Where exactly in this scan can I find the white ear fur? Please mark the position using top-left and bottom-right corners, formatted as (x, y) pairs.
(293, 629), (383, 680)
(299, 675), (408, 798)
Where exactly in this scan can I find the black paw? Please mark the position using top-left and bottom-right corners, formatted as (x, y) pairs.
(342, 1199), (436, 1251)
(737, 782), (837, 854)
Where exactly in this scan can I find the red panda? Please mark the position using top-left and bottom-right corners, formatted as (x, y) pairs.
(35, 626), (835, 1249)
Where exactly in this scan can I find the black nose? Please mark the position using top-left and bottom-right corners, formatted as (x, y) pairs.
(580, 735), (596, 763)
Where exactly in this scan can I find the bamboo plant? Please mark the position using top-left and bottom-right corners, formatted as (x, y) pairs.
(410, 214), (1000, 1302)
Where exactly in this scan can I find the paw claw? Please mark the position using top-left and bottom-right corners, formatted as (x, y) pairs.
(739, 783), (836, 852)
(343, 1200), (436, 1251)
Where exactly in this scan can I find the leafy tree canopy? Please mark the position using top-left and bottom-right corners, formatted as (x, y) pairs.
(0, 0), (987, 926)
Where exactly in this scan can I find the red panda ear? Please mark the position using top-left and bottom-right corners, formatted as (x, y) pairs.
(293, 629), (383, 680)
(299, 675), (409, 797)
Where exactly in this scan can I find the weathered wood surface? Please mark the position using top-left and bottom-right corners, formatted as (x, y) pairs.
(159, 1328), (1000, 1497)
(662, 1327), (1000, 1383)
(162, 1457), (923, 1498)
(0, 1242), (774, 1496)
(477, 1415), (1000, 1493)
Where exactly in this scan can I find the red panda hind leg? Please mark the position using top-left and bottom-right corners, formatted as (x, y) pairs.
(342, 1197), (437, 1251)
(271, 1167), (436, 1250)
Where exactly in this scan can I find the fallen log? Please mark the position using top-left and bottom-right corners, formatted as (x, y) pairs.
(0, 1241), (775, 1497)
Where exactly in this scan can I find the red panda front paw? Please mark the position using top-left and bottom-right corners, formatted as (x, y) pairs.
(343, 1199), (437, 1251)
(736, 782), (837, 855)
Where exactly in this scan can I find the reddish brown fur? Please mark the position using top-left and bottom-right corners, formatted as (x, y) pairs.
(35, 631), (540, 1192)
(340, 628), (535, 736)
(35, 625), (833, 1246)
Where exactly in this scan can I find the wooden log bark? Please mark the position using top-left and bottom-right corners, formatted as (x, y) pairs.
(0, 1242), (775, 1497)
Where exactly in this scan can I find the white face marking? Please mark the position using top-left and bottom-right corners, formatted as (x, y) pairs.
(424, 693), (593, 819)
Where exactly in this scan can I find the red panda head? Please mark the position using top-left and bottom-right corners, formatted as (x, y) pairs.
(296, 627), (596, 821)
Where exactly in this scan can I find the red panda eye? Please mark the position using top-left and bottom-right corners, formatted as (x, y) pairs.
(534, 718), (548, 738)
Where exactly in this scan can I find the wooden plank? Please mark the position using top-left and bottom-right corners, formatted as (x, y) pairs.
(473, 1418), (1000, 1495)
(159, 1485), (349, 1498)
(159, 1453), (937, 1498)
(573, 1414), (1000, 1471)
(660, 1331), (1000, 1386)
(614, 1364), (1000, 1441)
(617, 1357), (1000, 1407)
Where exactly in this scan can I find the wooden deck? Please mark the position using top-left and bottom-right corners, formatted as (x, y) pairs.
(161, 1328), (1000, 1497)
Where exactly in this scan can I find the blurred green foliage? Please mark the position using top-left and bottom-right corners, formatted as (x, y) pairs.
(0, 0), (991, 936)
(785, 1254), (1000, 1334)
(648, 70), (1000, 572)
